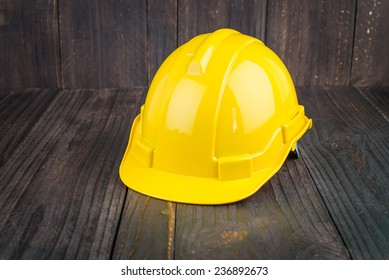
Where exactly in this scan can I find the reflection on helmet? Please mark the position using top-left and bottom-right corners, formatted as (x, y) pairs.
(120, 28), (312, 205)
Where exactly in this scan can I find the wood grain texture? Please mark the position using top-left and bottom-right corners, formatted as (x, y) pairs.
(147, 0), (177, 83)
(178, 0), (266, 45)
(357, 87), (389, 122)
(175, 159), (349, 259)
(0, 89), (58, 167)
(0, 0), (61, 87)
(351, 0), (389, 86)
(266, 0), (356, 86)
(112, 195), (176, 260)
(0, 88), (143, 259)
(59, 0), (147, 88)
(298, 86), (389, 259)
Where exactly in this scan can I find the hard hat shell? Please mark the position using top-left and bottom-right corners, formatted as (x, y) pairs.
(120, 28), (312, 205)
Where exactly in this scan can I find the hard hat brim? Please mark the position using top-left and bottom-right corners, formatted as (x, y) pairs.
(119, 114), (312, 205)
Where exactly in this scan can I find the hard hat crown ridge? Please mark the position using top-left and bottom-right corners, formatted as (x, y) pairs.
(186, 28), (245, 75)
(120, 28), (312, 204)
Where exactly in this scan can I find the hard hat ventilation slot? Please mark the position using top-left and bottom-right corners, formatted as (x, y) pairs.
(133, 139), (154, 168)
(281, 105), (308, 144)
(218, 155), (253, 181)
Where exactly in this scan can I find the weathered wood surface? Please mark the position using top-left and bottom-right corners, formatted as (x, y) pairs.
(0, 89), (58, 167)
(1, 0), (389, 88)
(59, 0), (147, 88)
(266, 0), (356, 86)
(298, 86), (389, 259)
(0, 0), (61, 87)
(175, 158), (350, 259)
(178, 0), (266, 45)
(357, 87), (389, 121)
(351, 0), (389, 86)
(0, 86), (388, 259)
(112, 195), (176, 260)
(0, 88), (143, 259)
(147, 0), (177, 83)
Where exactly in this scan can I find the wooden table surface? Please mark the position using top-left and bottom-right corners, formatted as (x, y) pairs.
(0, 86), (388, 259)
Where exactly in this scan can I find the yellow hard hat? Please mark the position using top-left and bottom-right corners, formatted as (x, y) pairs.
(120, 28), (312, 204)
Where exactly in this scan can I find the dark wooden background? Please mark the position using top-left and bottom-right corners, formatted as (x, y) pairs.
(0, 0), (388, 89)
(1, 0), (389, 260)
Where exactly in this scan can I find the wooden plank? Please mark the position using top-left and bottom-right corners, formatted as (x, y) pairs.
(357, 87), (389, 121)
(112, 195), (176, 260)
(0, 88), (143, 259)
(175, 153), (349, 259)
(178, 0), (266, 45)
(0, 89), (58, 167)
(351, 0), (389, 86)
(298, 86), (389, 259)
(0, 0), (61, 87)
(147, 0), (177, 83)
(266, 0), (356, 86)
(59, 0), (147, 88)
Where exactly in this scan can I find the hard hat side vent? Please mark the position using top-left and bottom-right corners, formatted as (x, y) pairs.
(281, 105), (312, 144)
(133, 139), (154, 168)
(218, 155), (253, 180)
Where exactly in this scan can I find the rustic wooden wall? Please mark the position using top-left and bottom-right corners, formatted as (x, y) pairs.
(266, 0), (356, 86)
(351, 0), (389, 86)
(0, 0), (61, 88)
(0, 0), (388, 88)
